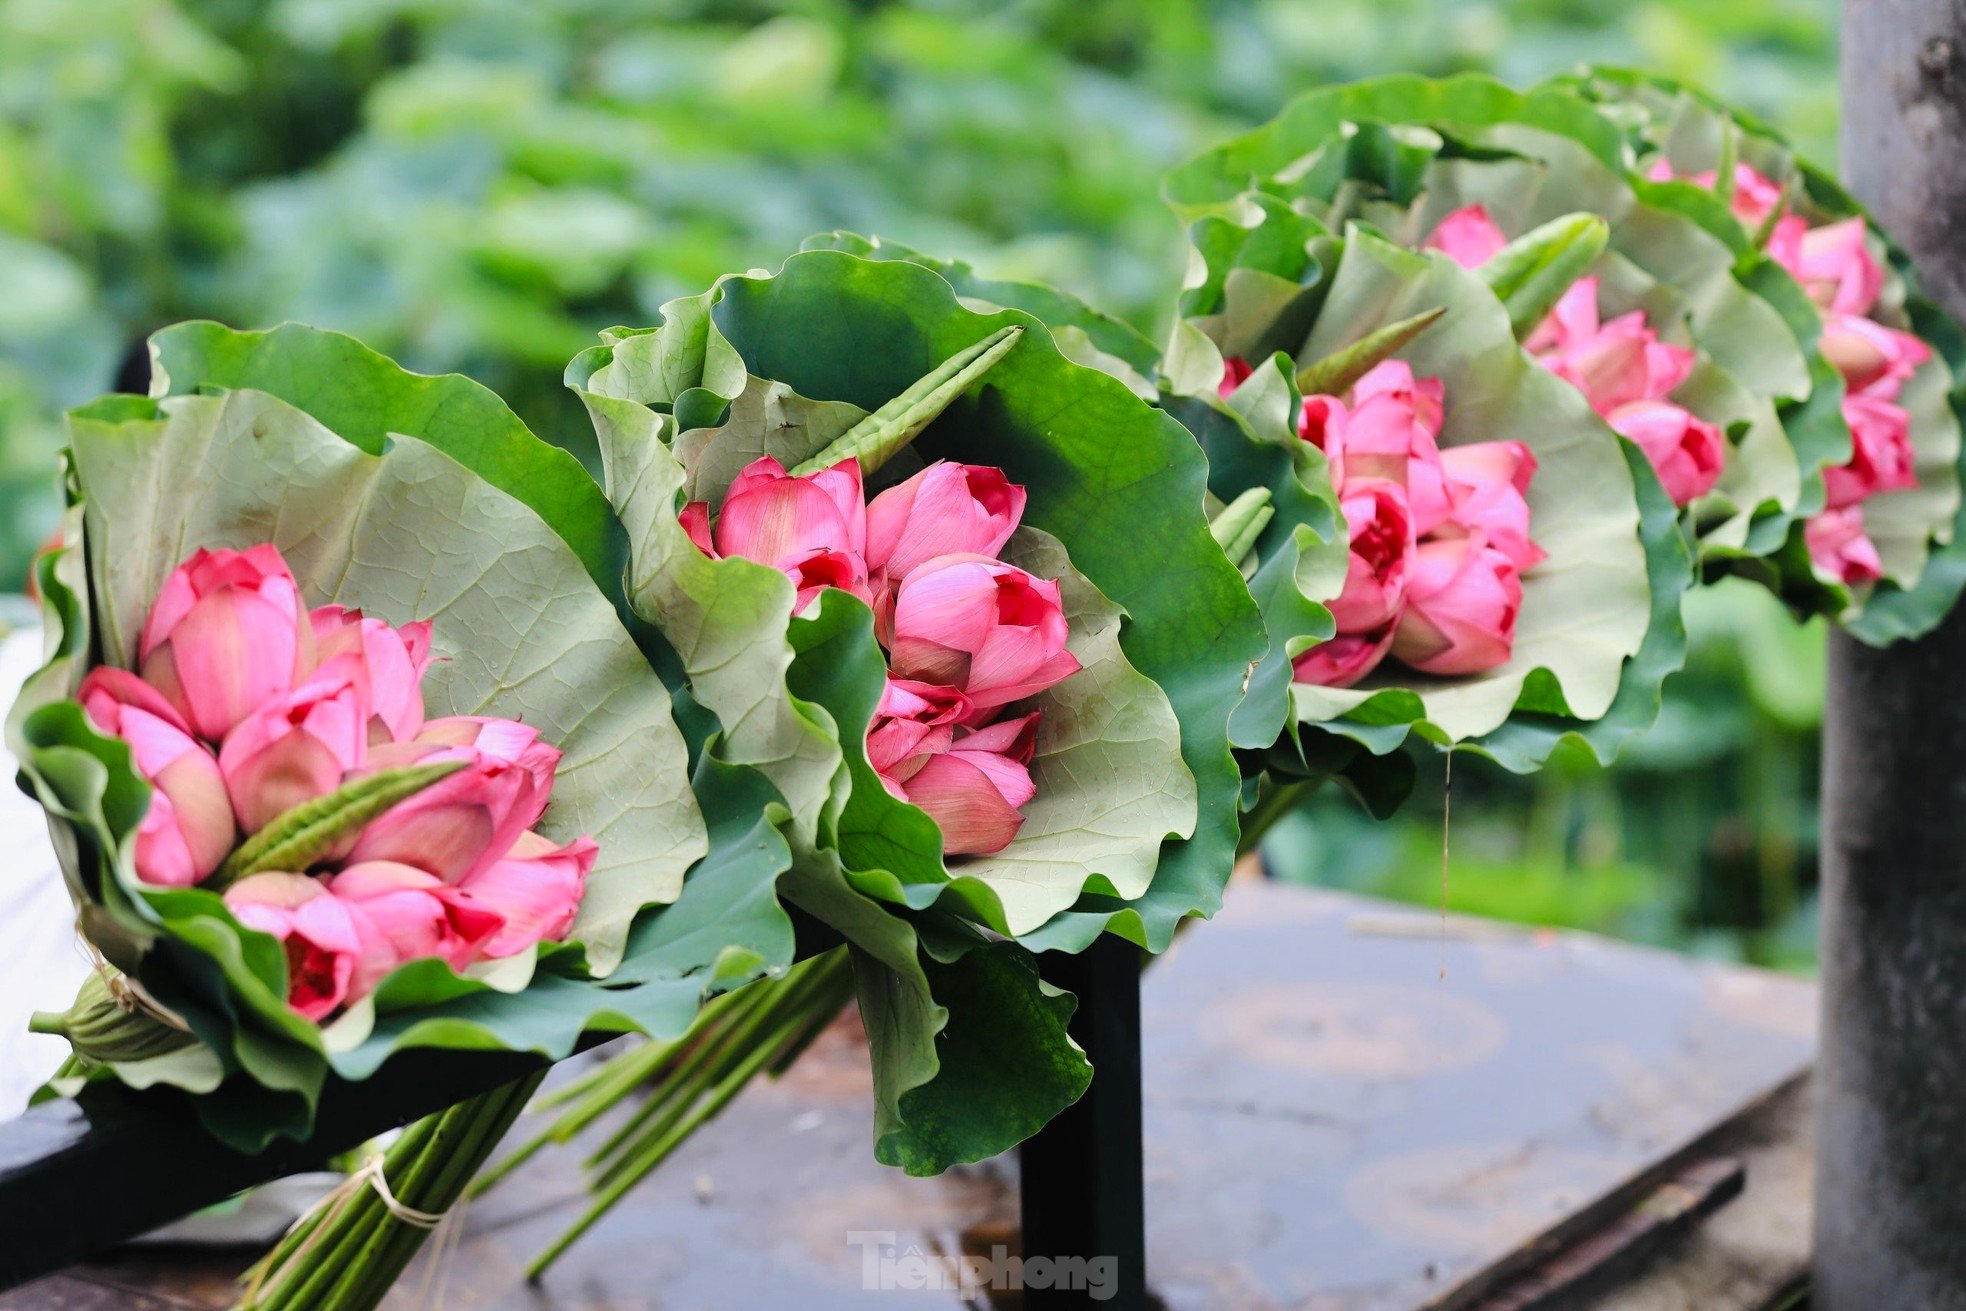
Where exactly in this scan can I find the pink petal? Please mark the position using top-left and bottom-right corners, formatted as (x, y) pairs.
(451, 832), (596, 957)
(1422, 204), (1508, 268)
(900, 753), (1028, 856)
(1292, 625), (1396, 688)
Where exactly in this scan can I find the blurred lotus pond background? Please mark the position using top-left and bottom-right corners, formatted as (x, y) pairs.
(0, 0), (1840, 969)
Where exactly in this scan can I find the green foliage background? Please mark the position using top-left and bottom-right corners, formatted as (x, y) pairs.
(0, 0), (1839, 965)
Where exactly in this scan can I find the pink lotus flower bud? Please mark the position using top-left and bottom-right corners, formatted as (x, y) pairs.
(408, 716), (561, 794)
(310, 607), (434, 744)
(348, 718), (559, 885)
(865, 462), (1026, 588)
(1342, 361), (1451, 533)
(1441, 439), (1536, 496)
(327, 860), (503, 998)
(1652, 162), (1786, 228)
(1788, 218), (1885, 316)
(1291, 625), (1396, 689)
(1608, 401), (1728, 507)
(1530, 280), (1695, 417)
(1218, 355), (1254, 398)
(867, 678), (968, 785)
(139, 545), (311, 742)
(885, 557), (1081, 716)
(78, 668), (236, 887)
(1819, 313), (1931, 397)
(1297, 393), (1348, 487)
(1436, 442), (1548, 570)
(224, 873), (362, 1020)
(1806, 506), (1886, 586)
(1825, 392), (1919, 510)
(678, 455), (870, 613)
(218, 666), (370, 835)
(1328, 479), (1414, 633)
(1423, 204), (1508, 267)
(446, 831), (598, 958)
(889, 713), (1040, 856)
(1391, 538), (1523, 676)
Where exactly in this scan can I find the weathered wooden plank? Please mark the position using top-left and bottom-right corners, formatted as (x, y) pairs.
(0, 1038), (607, 1290)
(1, 883), (1818, 1309)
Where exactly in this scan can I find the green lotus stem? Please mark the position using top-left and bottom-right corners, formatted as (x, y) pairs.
(584, 962), (845, 1189)
(585, 971), (805, 1177)
(573, 1004), (752, 1171)
(473, 1034), (682, 1196)
(522, 949), (856, 1281)
(234, 1071), (543, 1311)
(313, 1107), (456, 1310)
(1210, 487), (1275, 567)
(1293, 306), (1446, 399)
(526, 1047), (640, 1112)
(789, 324), (1025, 476)
(244, 1117), (441, 1310)
(1237, 777), (1313, 858)
(350, 1074), (538, 1308)
(1749, 180), (1791, 252)
(214, 760), (466, 888)
(529, 975), (842, 1282)
(1477, 212), (1609, 340)
(1714, 120), (1740, 211)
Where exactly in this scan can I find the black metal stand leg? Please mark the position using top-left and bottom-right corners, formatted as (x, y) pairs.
(1019, 934), (1146, 1309)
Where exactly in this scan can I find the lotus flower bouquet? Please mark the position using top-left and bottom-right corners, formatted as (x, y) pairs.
(450, 245), (1263, 1274)
(6, 323), (822, 1307)
(10, 323), (789, 1143)
(1557, 67), (1966, 641)
(71, 543), (596, 1022)
(1163, 74), (1847, 596)
(1157, 199), (1689, 809)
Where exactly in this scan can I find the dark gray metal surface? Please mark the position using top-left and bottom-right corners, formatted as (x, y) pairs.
(1, 882), (1815, 1310)
(1822, 6), (1966, 1306)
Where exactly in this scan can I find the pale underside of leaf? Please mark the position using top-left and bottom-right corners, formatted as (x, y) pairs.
(577, 354), (852, 847)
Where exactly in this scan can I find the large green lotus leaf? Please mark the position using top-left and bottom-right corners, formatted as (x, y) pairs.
(146, 322), (621, 597)
(1167, 75), (1788, 382)
(781, 597), (1093, 1173)
(7, 331), (799, 1148)
(584, 249), (1266, 954)
(1470, 435), (1690, 769)
(1163, 360), (1348, 751)
(1167, 199), (1687, 786)
(1165, 74), (1829, 574)
(867, 936), (1090, 1176)
(1184, 214), (1671, 755)
(1557, 67), (1966, 641)
(800, 230), (1163, 384)
(567, 288), (1152, 1171)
